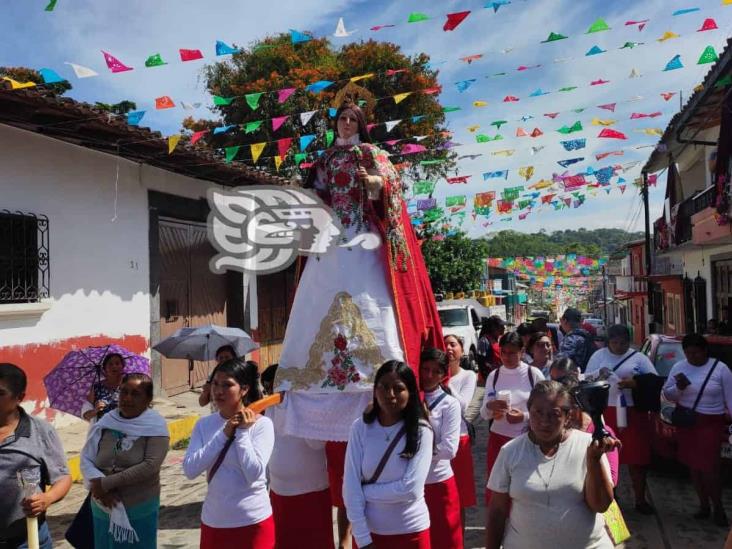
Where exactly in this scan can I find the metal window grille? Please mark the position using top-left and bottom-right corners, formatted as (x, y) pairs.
(0, 210), (50, 304)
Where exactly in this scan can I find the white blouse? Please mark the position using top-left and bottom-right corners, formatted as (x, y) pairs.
(343, 418), (433, 547)
(424, 387), (461, 484)
(481, 363), (545, 438)
(663, 358), (732, 415)
(448, 368), (477, 436)
(585, 349), (657, 407)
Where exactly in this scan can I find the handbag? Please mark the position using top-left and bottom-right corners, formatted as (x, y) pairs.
(64, 494), (94, 549)
(670, 360), (718, 428)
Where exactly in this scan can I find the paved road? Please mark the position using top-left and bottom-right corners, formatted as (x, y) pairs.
(48, 389), (732, 548)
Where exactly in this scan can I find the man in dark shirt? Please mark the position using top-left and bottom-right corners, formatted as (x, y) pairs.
(556, 308), (596, 372)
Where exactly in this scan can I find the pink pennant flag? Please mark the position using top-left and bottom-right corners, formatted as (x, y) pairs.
(422, 87), (441, 95)
(272, 116), (289, 131)
(447, 176), (471, 184)
(370, 24), (395, 31)
(504, 96), (519, 102)
(519, 212), (530, 220)
(598, 103), (616, 112)
(277, 138), (293, 159)
(595, 150), (623, 160)
(544, 113), (559, 119)
(190, 130), (208, 145)
(386, 69), (408, 76)
(385, 139), (400, 146)
(367, 123), (378, 132)
(517, 65), (541, 71)
(179, 49), (204, 62)
(101, 51), (133, 73)
(402, 143), (427, 154)
(598, 128), (627, 139)
(278, 88), (296, 103)
(516, 127), (529, 137)
(698, 18), (718, 32)
(630, 112), (661, 119)
(591, 79), (609, 86)
(620, 185), (626, 194)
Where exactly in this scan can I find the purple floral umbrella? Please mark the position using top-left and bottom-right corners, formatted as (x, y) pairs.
(43, 344), (150, 418)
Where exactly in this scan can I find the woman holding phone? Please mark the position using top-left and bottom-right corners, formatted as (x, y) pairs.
(663, 334), (732, 526)
(183, 360), (275, 548)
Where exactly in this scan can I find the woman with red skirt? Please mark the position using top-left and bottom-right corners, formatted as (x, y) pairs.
(445, 335), (478, 522)
(420, 348), (463, 548)
(343, 361), (434, 548)
(585, 324), (658, 514)
(663, 333), (732, 527)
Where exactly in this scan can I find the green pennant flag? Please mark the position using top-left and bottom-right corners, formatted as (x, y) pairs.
(414, 180), (436, 194)
(586, 18), (610, 33)
(145, 53), (167, 67)
(408, 12), (430, 23)
(698, 45), (719, 65)
(294, 152), (307, 164)
(45, 0), (58, 11)
(715, 75), (732, 89)
(243, 120), (263, 133)
(491, 120), (508, 129)
(558, 86), (578, 92)
(225, 146), (240, 163)
(443, 106), (461, 113)
(476, 134), (490, 143)
(245, 92), (264, 110)
(325, 130), (335, 147)
(213, 95), (235, 106)
(518, 199), (533, 210)
(423, 207), (444, 223)
(620, 42), (640, 49)
(542, 32), (568, 43)
(446, 195), (467, 207)
(573, 108), (586, 113)
(421, 159), (446, 166)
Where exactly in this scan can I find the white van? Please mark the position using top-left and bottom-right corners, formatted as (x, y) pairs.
(437, 299), (491, 368)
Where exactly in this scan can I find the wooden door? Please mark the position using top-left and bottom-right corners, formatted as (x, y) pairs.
(159, 220), (227, 395)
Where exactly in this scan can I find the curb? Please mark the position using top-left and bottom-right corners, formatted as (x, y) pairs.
(66, 414), (200, 482)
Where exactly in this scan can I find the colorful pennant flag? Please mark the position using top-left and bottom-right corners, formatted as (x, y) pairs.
(444, 11), (471, 31)
(698, 45), (719, 64)
(272, 116), (289, 132)
(673, 8), (700, 15)
(1, 77), (35, 89)
(561, 139), (586, 151)
(244, 120), (263, 133)
(586, 45), (606, 56)
(290, 29), (312, 44)
(586, 18), (611, 33)
(394, 92), (412, 104)
(39, 68), (64, 83)
(473, 100), (488, 107)
(300, 134), (316, 150)
(126, 111), (145, 125)
(334, 17), (357, 37)
(558, 121), (583, 134)
(213, 95), (235, 106)
(698, 18), (718, 31)
(664, 55), (683, 71)
(598, 128), (627, 139)
(245, 92), (264, 110)
(519, 166), (535, 181)
(101, 51), (132, 73)
(179, 49), (203, 62)
(65, 62), (98, 78)
(250, 143), (266, 163)
(45, 0), (58, 11)
(558, 157), (584, 168)
(530, 128), (543, 138)
(542, 32), (568, 43)
(190, 130), (208, 145)
(385, 120), (402, 133)
(278, 88), (296, 103)
(276, 138), (293, 159)
(215, 41), (239, 56)
(224, 146), (240, 163)
(455, 79), (476, 93)
(168, 135), (181, 154)
(483, 171), (509, 180)
(658, 31), (679, 42)
(155, 96), (175, 109)
(213, 125), (235, 135)
(305, 81), (334, 93)
(144, 53), (167, 67)
(592, 118), (616, 126)
(408, 12), (430, 23)
(530, 89), (549, 97)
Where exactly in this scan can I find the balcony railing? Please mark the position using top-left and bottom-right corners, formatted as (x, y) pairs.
(653, 185), (719, 253)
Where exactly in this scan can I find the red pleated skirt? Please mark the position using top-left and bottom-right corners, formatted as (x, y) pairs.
(485, 431), (513, 505)
(325, 440), (347, 508)
(200, 516), (275, 549)
(450, 434), (477, 508)
(270, 489), (334, 549)
(425, 477), (463, 549)
(604, 406), (652, 466)
(371, 529), (431, 549)
(676, 412), (726, 473)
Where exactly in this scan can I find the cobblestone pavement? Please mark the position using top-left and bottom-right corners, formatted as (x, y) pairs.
(48, 388), (732, 548)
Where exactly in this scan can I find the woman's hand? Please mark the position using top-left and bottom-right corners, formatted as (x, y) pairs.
(587, 436), (621, 463)
(357, 167), (370, 184)
(22, 493), (51, 517)
(486, 399), (509, 413)
(94, 400), (107, 414)
(675, 373), (691, 390)
(617, 378), (636, 389)
(90, 478), (119, 508)
(223, 409), (244, 438)
(240, 408), (257, 429)
(505, 409), (525, 424)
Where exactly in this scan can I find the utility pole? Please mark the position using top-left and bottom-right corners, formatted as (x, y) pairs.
(602, 265), (608, 326)
(642, 171), (655, 335)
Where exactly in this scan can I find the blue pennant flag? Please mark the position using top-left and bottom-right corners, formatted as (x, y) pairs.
(126, 110), (146, 126)
(305, 80), (334, 93)
(558, 157), (584, 168)
(300, 134), (316, 150)
(483, 170), (509, 180)
(215, 41), (239, 56)
(560, 139), (586, 151)
(328, 108), (338, 118)
(663, 55), (683, 71)
(39, 68), (64, 84)
(529, 88), (549, 97)
(595, 166), (615, 184)
(486, 0), (510, 12)
(672, 7), (700, 15)
(290, 29), (312, 44)
(213, 125), (235, 135)
(585, 45), (606, 56)
(455, 79), (477, 93)
(412, 115), (426, 123)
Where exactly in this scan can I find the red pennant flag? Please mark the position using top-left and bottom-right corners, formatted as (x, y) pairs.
(101, 51), (133, 73)
(598, 103), (616, 112)
(190, 130), (208, 145)
(661, 92), (676, 101)
(563, 198), (572, 206)
(447, 175), (471, 184)
(598, 128), (627, 139)
(620, 185), (626, 194)
(444, 11), (471, 31)
(179, 48), (204, 62)
(544, 113), (559, 119)
(595, 150), (623, 160)
(630, 112), (661, 119)
(155, 96), (175, 109)
(277, 138), (293, 159)
(531, 128), (543, 137)
(698, 18), (718, 32)
(542, 194), (556, 204)
(503, 96), (519, 102)
(421, 87), (441, 95)
(460, 54), (483, 63)
(386, 69), (408, 76)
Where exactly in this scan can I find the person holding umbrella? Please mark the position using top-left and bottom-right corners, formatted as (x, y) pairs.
(81, 353), (125, 422)
(0, 363), (72, 549)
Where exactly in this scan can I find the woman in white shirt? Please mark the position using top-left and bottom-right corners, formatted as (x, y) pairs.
(343, 360), (434, 549)
(486, 380), (618, 549)
(183, 360), (275, 549)
(481, 332), (545, 504)
(584, 324), (658, 514)
(663, 333), (732, 527)
(420, 348), (463, 549)
(444, 334), (478, 515)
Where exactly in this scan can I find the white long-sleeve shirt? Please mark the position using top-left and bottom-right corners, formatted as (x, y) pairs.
(343, 418), (434, 547)
(424, 387), (461, 484)
(585, 348), (657, 407)
(481, 364), (545, 438)
(183, 413), (274, 528)
(663, 359), (732, 415)
(268, 405), (328, 496)
(448, 368), (477, 436)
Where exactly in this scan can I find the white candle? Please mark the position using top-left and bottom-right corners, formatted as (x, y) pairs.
(26, 516), (39, 549)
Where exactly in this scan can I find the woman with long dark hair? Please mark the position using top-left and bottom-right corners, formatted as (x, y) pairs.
(343, 360), (434, 549)
(419, 348), (462, 548)
(183, 360), (274, 548)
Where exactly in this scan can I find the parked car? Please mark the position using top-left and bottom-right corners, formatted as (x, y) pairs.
(640, 334), (732, 462)
(437, 298), (490, 369)
(583, 318), (607, 338)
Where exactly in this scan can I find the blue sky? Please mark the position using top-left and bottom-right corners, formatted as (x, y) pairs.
(2, 0), (731, 236)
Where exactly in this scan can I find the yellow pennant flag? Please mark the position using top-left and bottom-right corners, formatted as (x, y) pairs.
(467, 125), (480, 133)
(658, 31), (679, 42)
(473, 100), (488, 107)
(350, 73), (374, 82)
(592, 117), (616, 126)
(2, 77), (36, 89)
(518, 166), (535, 181)
(530, 179), (554, 190)
(637, 128), (663, 136)
(492, 149), (515, 157)
(725, 0), (732, 5)
(393, 92), (412, 104)
(251, 142), (266, 164)
(168, 134), (182, 154)
(274, 155), (283, 171)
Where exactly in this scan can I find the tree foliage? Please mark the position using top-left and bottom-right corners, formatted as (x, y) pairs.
(0, 66), (71, 95)
(185, 35), (454, 182)
(94, 100), (137, 115)
(421, 233), (489, 294)
(483, 229), (644, 257)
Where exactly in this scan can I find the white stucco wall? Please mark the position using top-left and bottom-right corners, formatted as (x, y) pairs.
(681, 244), (732, 316)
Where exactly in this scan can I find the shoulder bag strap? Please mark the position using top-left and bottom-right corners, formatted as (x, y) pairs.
(528, 366), (535, 388)
(207, 436), (235, 483)
(612, 350), (638, 372)
(492, 367), (501, 391)
(428, 391), (448, 411)
(691, 360), (720, 412)
(364, 426), (407, 485)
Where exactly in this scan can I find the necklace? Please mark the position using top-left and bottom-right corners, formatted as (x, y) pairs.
(531, 432), (563, 506)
